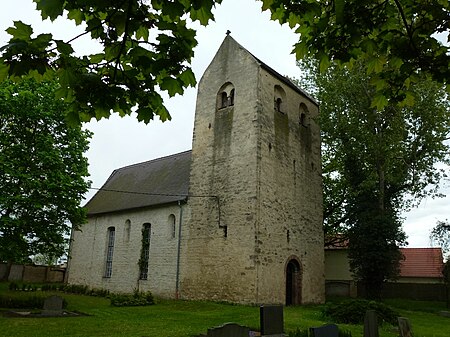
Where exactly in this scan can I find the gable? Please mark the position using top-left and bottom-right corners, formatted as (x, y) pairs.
(85, 151), (191, 215)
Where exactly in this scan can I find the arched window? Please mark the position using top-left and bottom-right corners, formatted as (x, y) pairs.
(124, 219), (131, 243)
(275, 98), (283, 112)
(220, 92), (228, 108)
(217, 82), (235, 110)
(299, 103), (309, 127)
(139, 223), (151, 280)
(274, 85), (286, 113)
(104, 227), (115, 278)
(168, 214), (176, 239)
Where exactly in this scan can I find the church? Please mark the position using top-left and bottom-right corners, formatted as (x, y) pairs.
(67, 35), (325, 305)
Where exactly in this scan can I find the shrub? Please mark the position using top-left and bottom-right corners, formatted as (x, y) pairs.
(0, 294), (67, 309)
(288, 328), (309, 337)
(322, 299), (398, 325)
(62, 284), (89, 294)
(110, 290), (154, 307)
(288, 327), (352, 337)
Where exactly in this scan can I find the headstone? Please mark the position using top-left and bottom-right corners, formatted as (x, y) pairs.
(398, 317), (413, 337)
(204, 323), (250, 337)
(260, 305), (284, 336)
(364, 310), (379, 337)
(309, 324), (339, 337)
(439, 311), (450, 318)
(42, 295), (64, 315)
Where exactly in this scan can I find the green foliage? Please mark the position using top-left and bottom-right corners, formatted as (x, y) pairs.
(0, 79), (91, 266)
(262, 0), (450, 108)
(288, 328), (353, 337)
(0, 0), (222, 123)
(288, 328), (309, 337)
(0, 288), (449, 337)
(110, 290), (154, 307)
(431, 220), (450, 257)
(60, 284), (110, 297)
(0, 293), (67, 309)
(322, 299), (399, 325)
(297, 58), (450, 298)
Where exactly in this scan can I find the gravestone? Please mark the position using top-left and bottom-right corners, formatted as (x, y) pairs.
(309, 324), (338, 337)
(398, 317), (413, 337)
(260, 305), (284, 336)
(42, 295), (64, 315)
(363, 310), (379, 337)
(198, 323), (250, 337)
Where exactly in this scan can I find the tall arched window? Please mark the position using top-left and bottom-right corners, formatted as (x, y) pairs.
(124, 219), (131, 243)
(168, 214), (176, 239)
(274, 85), (286, 113)
(217, 82), (235, 109)
(299, 103), (309, 127)
(139, 223), (151, 280)
(104, 227), (115, 278)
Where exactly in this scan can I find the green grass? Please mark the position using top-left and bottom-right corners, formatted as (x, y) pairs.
(0, 283), (448, 337)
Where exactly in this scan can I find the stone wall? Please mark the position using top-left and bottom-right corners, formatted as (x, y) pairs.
(255, 66), (324, 304)
(181, 36), (324, 304)
(0, 263), (65, 283)
(68, 203), (188, 297)
(180, 35), (261, 303)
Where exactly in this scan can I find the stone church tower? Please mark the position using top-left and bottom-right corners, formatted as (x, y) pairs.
(180, 36), (324, 304)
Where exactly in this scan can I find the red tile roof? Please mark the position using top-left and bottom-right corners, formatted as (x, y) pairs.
(399, 248), (444, 278)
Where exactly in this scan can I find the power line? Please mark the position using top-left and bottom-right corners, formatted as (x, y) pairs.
(88, 187), (218, 199)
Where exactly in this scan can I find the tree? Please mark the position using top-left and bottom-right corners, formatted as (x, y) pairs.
(298, 58), (450, 298)
(431, 220), (450, 257)
(0, 79), (91, 277)
(2, 1), (448, 122)
(0, 0), (222, 124)
(263, 0), (450, 110)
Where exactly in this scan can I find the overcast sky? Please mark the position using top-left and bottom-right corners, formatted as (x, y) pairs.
(1, 0), (448, 249)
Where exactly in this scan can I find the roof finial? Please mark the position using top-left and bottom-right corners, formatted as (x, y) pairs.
(226, 30), (231, 36)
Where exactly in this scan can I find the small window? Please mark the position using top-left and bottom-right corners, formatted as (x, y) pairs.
(217, 82), (235, 110)
(168, 214), (176, 239)
(275, 98), (283, 112)
(299, 103), (309, 127)
(124, 219), (131, 243)
(221, 92), (228, 108)
(139, 223), (151, 280)
(274, 85), (286, 113)
(229, 89), (235, 106)
(104, 227), (115, 278)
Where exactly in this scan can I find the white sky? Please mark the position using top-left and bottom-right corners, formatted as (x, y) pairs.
(1, 0), (448, 249)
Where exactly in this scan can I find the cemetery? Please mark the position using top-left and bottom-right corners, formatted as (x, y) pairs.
(0, 281), (448, 337)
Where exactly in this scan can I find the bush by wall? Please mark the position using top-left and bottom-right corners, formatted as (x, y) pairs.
(110, 291), (154, 307)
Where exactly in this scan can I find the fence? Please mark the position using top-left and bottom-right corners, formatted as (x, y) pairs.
(0, 263), (66, 283)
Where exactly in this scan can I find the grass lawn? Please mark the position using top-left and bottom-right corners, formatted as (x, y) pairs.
(0, 283), (448, 337)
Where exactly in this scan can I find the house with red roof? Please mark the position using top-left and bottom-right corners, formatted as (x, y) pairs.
(325, 247), (446, 300)
(398, 248), (444, 283)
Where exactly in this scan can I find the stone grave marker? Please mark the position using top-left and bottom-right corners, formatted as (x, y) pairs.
(42, 295), (64, 315)
(363, 310), (379, 337)
(398, 317), (413, 337)
(260, 305), (284, 336)
(309, 324), (339, 337)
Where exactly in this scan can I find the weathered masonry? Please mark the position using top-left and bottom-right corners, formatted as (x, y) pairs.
(68, 35), (325, 305)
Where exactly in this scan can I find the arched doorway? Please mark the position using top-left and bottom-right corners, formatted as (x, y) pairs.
(285, 259), (302, 305)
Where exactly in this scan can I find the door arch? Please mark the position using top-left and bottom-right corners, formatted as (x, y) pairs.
(285, 258), (302, 305)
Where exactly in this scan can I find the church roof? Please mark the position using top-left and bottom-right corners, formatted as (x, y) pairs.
(85, 150), (191, 215)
